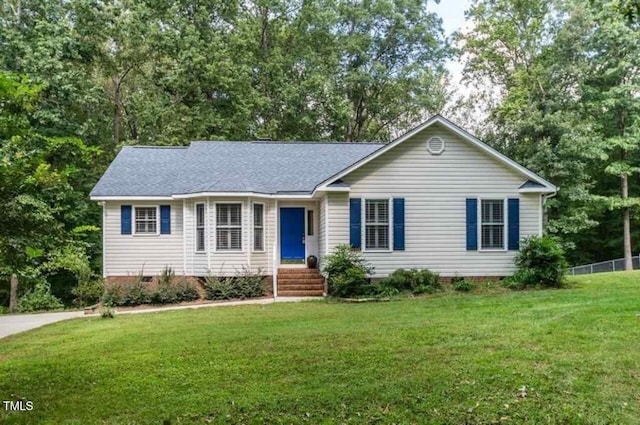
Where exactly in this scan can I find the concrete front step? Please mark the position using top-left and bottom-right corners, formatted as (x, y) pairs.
(278, 289), (324, 297)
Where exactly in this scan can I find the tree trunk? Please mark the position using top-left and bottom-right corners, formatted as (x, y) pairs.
(113, 77), (121, 151)
(9, 274), (18, 313)
(622, 174), (633, 270)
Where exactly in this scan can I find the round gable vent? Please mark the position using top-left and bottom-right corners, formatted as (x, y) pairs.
(427, 136), (445, 155)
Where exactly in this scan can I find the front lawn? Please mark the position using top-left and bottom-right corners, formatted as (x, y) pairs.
(1, 272), (639, 424)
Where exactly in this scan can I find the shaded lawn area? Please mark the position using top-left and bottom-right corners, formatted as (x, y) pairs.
(1, 272), (639, 424)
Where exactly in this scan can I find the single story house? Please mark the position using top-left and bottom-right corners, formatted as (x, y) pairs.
(90, 115), (556, 296)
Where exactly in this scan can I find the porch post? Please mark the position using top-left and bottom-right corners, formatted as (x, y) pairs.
(273, 199), (278, 298)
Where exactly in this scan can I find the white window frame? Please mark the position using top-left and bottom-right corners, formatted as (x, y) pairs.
(132, 205), (159, 236)
(362, 198), (393, 252)
(252, 202), (265, 252)
(215, 202), (243, 252)
(195, 202), (206, 253)
(478, 198), (508, 252)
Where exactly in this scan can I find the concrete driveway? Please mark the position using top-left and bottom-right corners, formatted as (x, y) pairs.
(0, 311), (84, 340)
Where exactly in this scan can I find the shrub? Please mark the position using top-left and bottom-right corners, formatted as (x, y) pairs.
(379, 268), (440, 294)
(18, 281), (64, 312)
(124, 278), (151, 306)
(381, 269), (415, 291)
(157, 266), (175, 286)
(150, 267), (178, 304)
(235, 266), (267, 298)
(452, 276), (474, 292)
(150, 282), (178, 305)
(102, 274), (151, 307)
(72, 279), (105, 306)
(204, 267), (266, 301)
(330, 267), (369, 298)
(512, 235), (568, 288)
(102, 281), (126, 307)
(204, 275), (236, 300)
(99, 305), (116, 318)
(322, 245), (372, 297)
(412, 269), (440, 293)
(173, 279), (200, 302)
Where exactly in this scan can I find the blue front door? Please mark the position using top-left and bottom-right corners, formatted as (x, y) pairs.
(280, 207), (305, 261)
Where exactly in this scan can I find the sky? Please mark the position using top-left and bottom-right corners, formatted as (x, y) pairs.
(427, 0), (473, 92)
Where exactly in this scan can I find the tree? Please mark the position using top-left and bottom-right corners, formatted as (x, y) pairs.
(578, 0), (640, 269)
(0, 72), (100, 300)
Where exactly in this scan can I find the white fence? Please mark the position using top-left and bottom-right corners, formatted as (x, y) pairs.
(569, 255), (640, 275)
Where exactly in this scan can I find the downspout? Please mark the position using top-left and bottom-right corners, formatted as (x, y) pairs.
(247, 197), (252, 270)
(182, 199), (187, 276)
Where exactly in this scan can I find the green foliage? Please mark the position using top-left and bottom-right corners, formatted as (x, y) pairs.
(204, 267), (266, 301)
(18, 281), (64, 312)
(102, 274), (150, 307)
(330, 267), (370, 298)
(379, 268), (441, 294)
(149, 266), (200, 305)
(71, 279), (105, 307)
(511, 236), (568, 288)
(173, 279), (200, 303)
(452, 276), (474, 293)
(103, 271), (200, 307)
(322, 245), (373, 297)
(99, 305), (116, 319)
(459, 0), (640, 265)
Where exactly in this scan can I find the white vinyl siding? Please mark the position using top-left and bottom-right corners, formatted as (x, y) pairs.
(326, 192), (349, 251)
(103, 201), (183, 276)
(216, 203), (242, 251)
(318, 196), (327, 268)
(331, 123), (541, 277)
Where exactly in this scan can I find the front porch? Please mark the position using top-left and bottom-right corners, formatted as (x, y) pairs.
(275, 201), (325, 297)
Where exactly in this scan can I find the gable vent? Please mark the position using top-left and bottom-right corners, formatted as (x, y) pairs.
(427, 137), (445, 155)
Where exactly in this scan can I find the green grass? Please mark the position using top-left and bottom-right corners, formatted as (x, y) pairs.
(1, 272), (639, 424)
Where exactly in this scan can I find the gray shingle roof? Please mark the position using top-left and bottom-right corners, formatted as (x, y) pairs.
(90, 141), (384, 197)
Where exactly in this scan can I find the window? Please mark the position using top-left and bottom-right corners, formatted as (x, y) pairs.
(307, 210), (314, 236)
(253, 203), (264, 251)
(217, 203), (242, 250)
(481, 199), (505, 249)
(365, 199), (389, 250)
(134, 207), (157, 234)
(195, 203), (206, 252)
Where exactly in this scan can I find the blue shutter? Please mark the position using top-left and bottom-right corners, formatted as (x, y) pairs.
(160, 205), (171, 234)
(349, 198), (361, 249)
(466, 198), (477, 250)
(508, 198), (520, 250)
(121, 205), (132, 235)
(393, 198), (405, 250)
